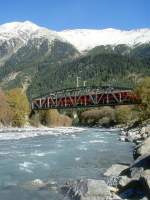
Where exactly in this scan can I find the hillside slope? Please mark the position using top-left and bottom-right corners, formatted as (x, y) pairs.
(28, 48), (150, 98)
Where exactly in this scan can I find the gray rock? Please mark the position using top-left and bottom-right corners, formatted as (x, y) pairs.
(106, 175), (121, 188)
(119, 136), (127, 142)
(128, 133), (141, 142)
(104, 164), (129, 177)
(110, 193), (122, 200)
(136, 154), (149, 169)
(131, 167), (144, 179)
(141, 170), (150, 196)
(118, 176), (133, 188)
(118, 155), (150, 199)
(21, 179), (58, 191)
(136, 137), (150, 158)
(83, 179), (110, 199)
(120, 130), (127, 136)
(21, 179), (48, 190)
(121, 154), (150, 178)
(61, 179), (111, 200)
(118, 177), (145, 199)
(140, 126), (150, 136)
(140, 197), (149, 200)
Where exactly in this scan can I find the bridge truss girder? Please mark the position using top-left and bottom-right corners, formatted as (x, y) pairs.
(31, 87), (140, 110)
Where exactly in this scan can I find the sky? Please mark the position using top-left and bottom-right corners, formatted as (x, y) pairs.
(0, 0), (150, 30)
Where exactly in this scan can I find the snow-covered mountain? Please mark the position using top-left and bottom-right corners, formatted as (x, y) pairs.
(0, 21), (65, 66)
(0, 21), (150, 95)
(0, 21), (63, 43)
(59, 28), (150, 52)
(0, 21), (150, 54)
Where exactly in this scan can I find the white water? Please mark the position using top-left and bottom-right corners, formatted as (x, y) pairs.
(0, 127), (133, 200)
(0, 127), (86, 140)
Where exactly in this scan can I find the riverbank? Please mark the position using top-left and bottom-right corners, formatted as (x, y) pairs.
(61, 122), (150, 200)
(108, 122), (150, 199)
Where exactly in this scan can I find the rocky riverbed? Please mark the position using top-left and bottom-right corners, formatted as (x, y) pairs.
(61, 122), (150, 200)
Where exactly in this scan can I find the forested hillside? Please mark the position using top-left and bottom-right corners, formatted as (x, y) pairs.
(0, 39), (79, 91)
(28, 44), (150, 98)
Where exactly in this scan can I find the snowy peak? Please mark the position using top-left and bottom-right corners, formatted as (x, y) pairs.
(0, 21), (39, 32)
(0, 21), (39, 41)
(0, 21), (66, 66)
(0, 21), (62, 43)
(59, 28), (150, 52)
(0, 21), (150, 52)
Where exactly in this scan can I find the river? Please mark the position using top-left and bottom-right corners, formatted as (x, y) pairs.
(0, 127), (133, 200)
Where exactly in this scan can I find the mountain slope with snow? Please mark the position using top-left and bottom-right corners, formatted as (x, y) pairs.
(0, 21), (79, 90)
(0, 21), (150, 54)
(0, 21), (64, 43)
(59, 28), (150, 52)
(0, 21), (66, 66)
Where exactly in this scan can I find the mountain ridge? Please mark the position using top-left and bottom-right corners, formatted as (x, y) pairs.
(0, 21), (150, 52)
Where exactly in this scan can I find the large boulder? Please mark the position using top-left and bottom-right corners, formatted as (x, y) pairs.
(61, 179), (112, 200)
(117, 154), (150, 199)
(141, 170), (150, 197)
(104, 164), (129, 177)
(120, 154), (150, 178)
(140, 126), (150, 139)
(134, 137), (150, 159)
(127, 130), (141, 142)
(118, 176), (134, 188)
(21, 179), (57, 191)
(117, 174), (146, 199)
(21, 179), (48, 190)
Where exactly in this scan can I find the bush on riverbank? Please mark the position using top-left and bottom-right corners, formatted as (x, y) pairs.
(30, 109), (72, 127)
(0, 89), (13, 126)
(0, 88), (29, 127)
(79, 107), (115, 127)
(79, 106), (138, 127)
(115, 105), (135, 125)
(135, 76), (150, 121)
(7, 88), (30, 127)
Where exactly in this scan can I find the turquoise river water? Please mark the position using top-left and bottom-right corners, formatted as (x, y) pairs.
(0, 127), (133, 200)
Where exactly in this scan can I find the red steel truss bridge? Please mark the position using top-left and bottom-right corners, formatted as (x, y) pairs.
(31, 86), (140, 110)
